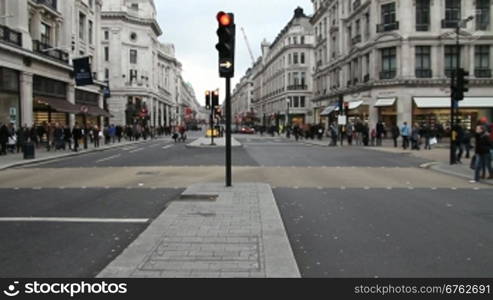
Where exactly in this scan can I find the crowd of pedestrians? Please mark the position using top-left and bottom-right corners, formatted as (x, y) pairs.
(0, 121), (176, 156)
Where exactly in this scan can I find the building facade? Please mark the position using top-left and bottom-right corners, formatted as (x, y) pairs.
(0, 0), (108, 129)
(231, 68), (254, 126)
(312, 0), (493, 132)
(244, 7), (315, 128)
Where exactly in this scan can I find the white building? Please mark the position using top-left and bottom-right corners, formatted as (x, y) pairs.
(101, 0), (195, 128)
(312, 0), (493, 131)
(231, 68), (254, 126)
(0, 0), (108, 128)
(248, 7), (316, 128)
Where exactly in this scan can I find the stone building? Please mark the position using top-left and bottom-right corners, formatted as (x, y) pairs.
(231, 68), (254, 126)
(237, 7), (315, 128)
(311, 0), (493, 132)
(0, 0), (108, 128)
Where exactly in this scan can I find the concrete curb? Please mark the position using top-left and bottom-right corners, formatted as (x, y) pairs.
(0, 138), (165, 171)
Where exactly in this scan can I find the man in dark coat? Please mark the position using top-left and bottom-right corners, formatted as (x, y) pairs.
(72, 123), (82, 152)
(63, 125), (72, 150)
(0, 123), (9, 155)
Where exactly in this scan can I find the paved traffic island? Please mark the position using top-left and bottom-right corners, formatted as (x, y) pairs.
(98, 183), (299, 278)
(186, 137), (242, 148)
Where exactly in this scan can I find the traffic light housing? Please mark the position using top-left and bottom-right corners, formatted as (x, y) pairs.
(205, 90), (211, 109)
(212, 90), (219, 107)
(216, 12), (235, 78)
(457, 68), (469, 101)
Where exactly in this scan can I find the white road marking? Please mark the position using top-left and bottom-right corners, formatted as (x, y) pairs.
(96, 154), (121, 163)
(0, 217), (149, 224)
(129, 148), (144, 154)
(162, 145), (173, 150)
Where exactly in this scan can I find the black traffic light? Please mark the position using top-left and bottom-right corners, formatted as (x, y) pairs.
(212, 90), (219, 107)
(205, 90), (211, 109)
(457, 68), (469, 101)
(216, 12), (235, 78)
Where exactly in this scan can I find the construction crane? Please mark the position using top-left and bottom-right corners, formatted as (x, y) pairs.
(241, 27), (256, 64)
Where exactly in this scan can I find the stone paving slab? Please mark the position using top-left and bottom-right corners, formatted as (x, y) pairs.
(98, 183), (300, 278)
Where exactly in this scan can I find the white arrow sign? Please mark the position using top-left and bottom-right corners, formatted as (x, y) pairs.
(220, 61), (233, 69)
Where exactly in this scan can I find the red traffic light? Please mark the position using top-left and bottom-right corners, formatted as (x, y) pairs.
(217, 11), (233, 26)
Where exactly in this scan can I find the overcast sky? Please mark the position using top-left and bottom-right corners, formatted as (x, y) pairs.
(155, 0), (312, 106)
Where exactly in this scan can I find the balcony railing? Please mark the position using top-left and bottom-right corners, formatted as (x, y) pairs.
(416, 23), (430, 31)
(363, 74), (370, 82)
(415, 69), (433, 78)
(287, 85), (308, 91)
(32, 40), (69, 64)
(441, 19), (459, 29)
(0, 24), (22, 47)
(380, 70), (396, 80)
(35, 0), (57, 11)
(475, 68), (492, 78)
(377, 22), (399, 33)
(351, 34), (362, 45)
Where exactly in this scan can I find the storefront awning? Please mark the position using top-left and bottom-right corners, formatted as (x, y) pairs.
(320, 105), (337, 116)
(86, 105), (112, 118)
(375, 98), (397, 107)
(414, 97), (493, 108)
(35, 98), (80, 114)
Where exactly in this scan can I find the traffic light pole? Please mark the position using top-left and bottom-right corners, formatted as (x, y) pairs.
(450, 24), (461, 165)
(225, 77), (232, 187)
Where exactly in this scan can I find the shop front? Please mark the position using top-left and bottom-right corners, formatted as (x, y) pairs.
(375, 97), (397, 130)
(75, 89), (110, 128)
(413, 97), (493, 130)
(0, 67), (20, 127)
(33, 76), (78, 126)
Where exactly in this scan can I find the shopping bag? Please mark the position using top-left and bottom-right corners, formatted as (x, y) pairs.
(430, 137), (438, 145)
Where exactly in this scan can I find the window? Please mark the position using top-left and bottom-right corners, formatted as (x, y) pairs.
(288, 53), (292, 65)
(444, 45), (459, 77)
(416, 0), (430, 31)
(475, 45), (491, 77)
(300, 36), (305, 44)
(293, 72), (300, 85)
(104, 30), (109, 40)
(301, 72), (306, 86)
(415, 46), (432, 77)
(130, 49), (138, 64)
(476, 0), (490, 30)
(355, 19), (360, 37)
(380, 47), (397, 79)
(104, 47), (109, 61)
(293, 36), (297, 44)
(365, 13), (370, 39)
(293, 96), (299, 108)
(89, 0), (93, 9)
(382, 3), (396, 25)
(300, 96), (305, 108)
(293, 53), (299, 64)
(79, 13), (86, 40)
(105, 68), (109, 80)
(131, 3), (139, 10)
(40, 23), (51, 45)
(365, 53), (370, 81)
(445, 0), (461, 22)
(301, 52), (305, 64)
(88, 20), (93, 44)
(130, 70), (138, 82)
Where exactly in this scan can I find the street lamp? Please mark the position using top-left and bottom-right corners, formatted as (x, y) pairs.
(450, 15), (474, 165)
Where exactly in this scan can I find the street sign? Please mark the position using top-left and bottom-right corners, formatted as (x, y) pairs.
(338, 115), (347, 126)
(73, 57), (94, 86)
(220, 61), (233, 69)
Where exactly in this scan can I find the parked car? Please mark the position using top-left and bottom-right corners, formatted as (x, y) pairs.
(240, 127), (255, 134)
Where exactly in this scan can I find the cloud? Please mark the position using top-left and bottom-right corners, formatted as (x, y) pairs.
(155, 0), (312, 105)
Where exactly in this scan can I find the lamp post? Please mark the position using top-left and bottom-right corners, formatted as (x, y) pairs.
(450, 16), (474, 165)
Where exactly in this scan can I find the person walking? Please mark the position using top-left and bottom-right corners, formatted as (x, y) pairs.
(471, 125), (493, 183)
(391, 124), (400, 148)
(411, 123), (421, 150)
(92, 125), (100, 148)
(63, 125), (72, 151)
(346, 121), (354, 146)
(329, 122), (338, 147)
(376, 121), (385, 146)
(53, 123), (64, 151)
(401, 122), (410, 150)
(0, 122), (9, 155)
(72, 123), (82, 152)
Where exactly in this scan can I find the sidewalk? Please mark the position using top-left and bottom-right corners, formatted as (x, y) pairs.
(0, 137), (168, 171)
(98, 183), (300, 278)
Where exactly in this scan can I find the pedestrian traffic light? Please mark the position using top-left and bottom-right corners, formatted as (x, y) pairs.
(216, 11), (235, 78)
(205, 90), (211, 109)
(212, 90), (219, 107)
(457, 68), (469, 101)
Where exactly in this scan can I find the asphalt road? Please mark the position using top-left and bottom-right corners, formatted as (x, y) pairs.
(275, 188), (493, 278)
(1, 133), (491, 278)
(0, 188), (183, 277)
